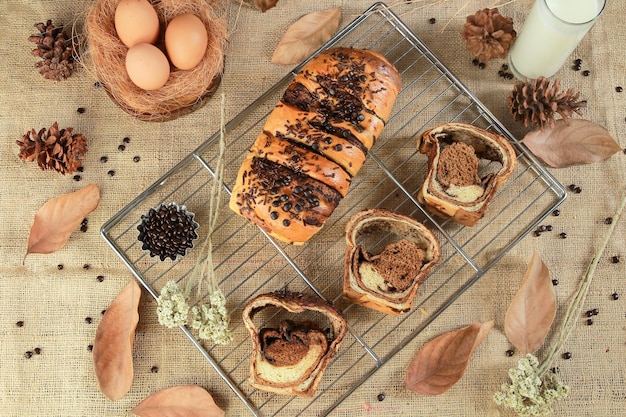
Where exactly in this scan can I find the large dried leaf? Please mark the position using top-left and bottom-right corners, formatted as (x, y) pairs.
(25, 183), (100, 258)
(504, 249), (556, 354)
(271, 7), (341, 65)
(523, 119), (621, 168)
(94, 279), (141, 401)
(405, 321), (493, 395)
(130, 385), (225, 417)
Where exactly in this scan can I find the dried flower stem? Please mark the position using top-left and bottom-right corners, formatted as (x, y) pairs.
(537, 190), (626, 376)
(186, 92), (227, 299)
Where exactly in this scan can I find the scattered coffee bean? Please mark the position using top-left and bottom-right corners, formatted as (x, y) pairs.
(574, 58), (582, 65)
(574, 186), (582, 194)
(77, 107), (86, 114)
(546, 225), (553, 231)
(562, 352), (572, 360)
(586, 318), (593, 325)
(73, 175), (81, 181)
(559, 232), (567, 239)
(585, 310), (594, 317)
(101, 309), (106, 315)
(604, 217), (613, 225)
(539, 225), (548, 232)
(506, 349), (515, 357)
(534, 230), (542, 237)
(611, 255), (620, 263)
(592, 308), (599, 315)
(77, 166), (84, 173)
(85, 317), (92, 324)
(80, 223), (88, 233)
(57, 264), (64, 270)
(552, 209), (560, 216)
(572, 64), (581, 71)
(551, 366), (560, 373)
(87, 344), (93, 352)
(107, 170), (116, 177)
(96, 275), (105, 282)
(123, 137), (130, 144)
(611, 292), (619, 300)
(568, 184), (577, 191)
(83, 264), (90, 270)
(24, 351), (33, 359)
(151, 366), (159, 373)
(118, 144), (126, 152)
(94, 81), (101, 88)
(429, 17), (436, 24)
(377, 393), (385, 402)
(100, 156), (108, 163)
(552, 279), (559, 286)
(582, 70), (590, 76)
(616, 86), (623, 93)
(472, 58), (479, 66)
(34, 347), (41, 355)
(478, 62), (486, 69)
(16, 320), (24, 327)
(133, 156), (140, 163)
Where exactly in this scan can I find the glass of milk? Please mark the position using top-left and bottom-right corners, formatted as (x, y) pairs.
(508, 0), (606, 80)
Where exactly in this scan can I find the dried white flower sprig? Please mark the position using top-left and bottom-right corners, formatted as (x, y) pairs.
(156, 93), (232, 346)
(494, 190), (626, 415)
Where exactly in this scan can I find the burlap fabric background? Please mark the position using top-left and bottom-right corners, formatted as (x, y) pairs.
(1, 1), (625, 416)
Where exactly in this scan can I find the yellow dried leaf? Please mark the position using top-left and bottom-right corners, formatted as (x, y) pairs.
(25, 183), (100, 258)
(271, 7), (341, 65)
(523, 119), (622, 168)
(405, 321), (493, 395)
(504, 249), (556, 354)
(93, 279), (141, 401)
(130, 385), (225, 417)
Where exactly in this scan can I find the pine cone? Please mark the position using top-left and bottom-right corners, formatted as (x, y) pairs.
(16, 122), (88, 174)
(28, 20), (76, 81)
(461, 8), (516, 62)
(508, 77), (587, 130)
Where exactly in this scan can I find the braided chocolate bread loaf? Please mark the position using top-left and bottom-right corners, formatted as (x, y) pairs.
(230, 48), (402, 244)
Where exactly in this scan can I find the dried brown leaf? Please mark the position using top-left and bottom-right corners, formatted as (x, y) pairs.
(25, 183), (100, 258)
(271, 7), (341, 65)
(94, 279), (141, 401)
(523, 119), (622, 168)
(504, 249), (556, 354)
(130, 385), (225, 417)
(405, 321), (493, 395)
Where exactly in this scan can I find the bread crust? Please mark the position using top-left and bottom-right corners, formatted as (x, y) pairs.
(416, 123), (517, 226)
(343, 208), (441, 315)
(242, 291), (347, 397)
(230, 47), (402, 245)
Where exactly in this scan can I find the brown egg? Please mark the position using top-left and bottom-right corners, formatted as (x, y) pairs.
(115, 0), (160, 48)
(165, 13), (208, 70)
(125, 43), (170, 90)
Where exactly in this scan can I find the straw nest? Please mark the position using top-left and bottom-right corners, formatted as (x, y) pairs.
(83, 0), (227, 121)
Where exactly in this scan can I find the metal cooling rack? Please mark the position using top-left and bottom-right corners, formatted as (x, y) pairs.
(101, 3), (567, 416)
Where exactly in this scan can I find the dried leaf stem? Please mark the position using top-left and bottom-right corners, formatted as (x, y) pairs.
(537, 190), (626, 376)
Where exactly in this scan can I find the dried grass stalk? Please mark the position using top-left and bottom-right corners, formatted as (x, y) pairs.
(82, 0), (227, 121)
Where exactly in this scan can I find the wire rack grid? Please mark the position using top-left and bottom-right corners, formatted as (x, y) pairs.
(101, 3), (566, 416)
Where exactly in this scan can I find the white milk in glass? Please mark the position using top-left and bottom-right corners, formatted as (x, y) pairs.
(509, 0), (606, 80)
